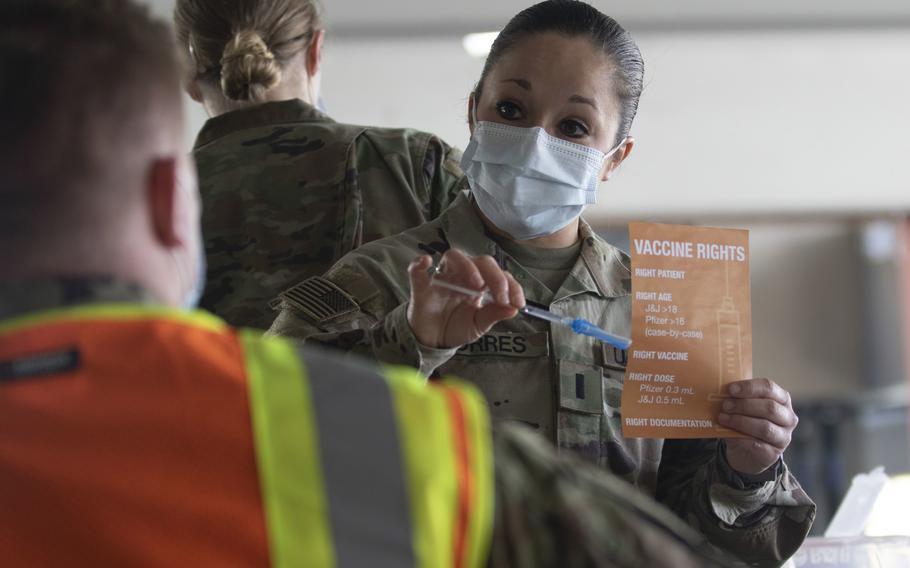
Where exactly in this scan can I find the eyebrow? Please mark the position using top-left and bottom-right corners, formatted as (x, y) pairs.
(502, 78), (532, 90)
(501, 80), (598, 110)
(569, 94), (598, 110)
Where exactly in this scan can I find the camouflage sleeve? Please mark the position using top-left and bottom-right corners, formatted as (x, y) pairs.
(490, 424), (733, 568)
(655, 439), (816, 567)
(267, 262), (458, 376)
(422, 135), (466, 219)
(372, 303), (458, 375)
(269, 296), (457, 377)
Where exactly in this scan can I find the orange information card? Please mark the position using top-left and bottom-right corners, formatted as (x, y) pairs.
(621, 222), (751, 439)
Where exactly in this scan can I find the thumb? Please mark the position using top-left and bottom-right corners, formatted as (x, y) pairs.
(474, 303), (518, 334)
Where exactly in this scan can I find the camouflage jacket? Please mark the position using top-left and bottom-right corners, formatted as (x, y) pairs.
(0, 277), (728, 568)
(269, 191), (816, 567)
(193, 99), (465, 330)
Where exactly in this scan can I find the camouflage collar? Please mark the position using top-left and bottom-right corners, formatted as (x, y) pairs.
(567, 221), (632, 300)
(438, 191), (631, 303)
(194, 99), (333, 150)
(0, 277), (156, 321)
(439, 192), (499, 258)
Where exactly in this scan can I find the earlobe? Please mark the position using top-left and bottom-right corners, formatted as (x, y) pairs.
(184, 80), (203, 104)
(147, 158), (182, 247)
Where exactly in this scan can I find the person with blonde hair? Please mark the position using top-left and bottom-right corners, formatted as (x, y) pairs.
(174, 0), (466, 329)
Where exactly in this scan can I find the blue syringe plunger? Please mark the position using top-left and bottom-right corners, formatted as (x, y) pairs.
(569, 318), (633, 350)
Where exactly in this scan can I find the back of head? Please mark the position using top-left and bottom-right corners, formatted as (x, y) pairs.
(0, 0), (183, 263)
(175, 0), (322, 103)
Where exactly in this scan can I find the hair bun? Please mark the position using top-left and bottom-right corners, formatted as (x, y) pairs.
(220, 30), (281, 101)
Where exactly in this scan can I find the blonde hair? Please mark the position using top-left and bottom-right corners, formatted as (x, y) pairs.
(220, 30), (281, 101)
(174, 0), (322, 102)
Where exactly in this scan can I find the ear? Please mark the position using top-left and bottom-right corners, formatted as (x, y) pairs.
(184, 79), (204, 104)
(147, 157), (183, 248)
(601, 137), (635, 182)
(306, 29), (326, 77)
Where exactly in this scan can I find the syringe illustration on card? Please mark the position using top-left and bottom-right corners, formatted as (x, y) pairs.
(709, 261), (743, 402)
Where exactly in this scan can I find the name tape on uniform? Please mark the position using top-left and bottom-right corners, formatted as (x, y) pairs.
(456, 331), (549, 358)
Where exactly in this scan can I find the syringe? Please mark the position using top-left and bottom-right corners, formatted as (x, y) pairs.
(429, 278), (632, 350)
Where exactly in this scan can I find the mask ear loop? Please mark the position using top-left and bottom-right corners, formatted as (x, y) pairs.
(600, 136), (629, 179)
(604, 137), (627, 160)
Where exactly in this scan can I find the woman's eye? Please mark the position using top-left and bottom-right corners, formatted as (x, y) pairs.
(560, 120), (589, 139)
(496, 101), (524, 121)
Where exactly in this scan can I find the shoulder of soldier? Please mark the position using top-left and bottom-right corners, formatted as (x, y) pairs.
(577, 229), (632, 295)
(353, 126), (462, 176)
(354, 125), (435, 153)
(194, 119), (367, 195)
(586, 231), (631, 270)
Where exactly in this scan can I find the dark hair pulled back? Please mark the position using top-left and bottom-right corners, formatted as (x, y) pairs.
(476, 0), (644, 145)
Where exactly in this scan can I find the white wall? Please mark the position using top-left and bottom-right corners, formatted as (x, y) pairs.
(748, 222), (862, 400)
(316, 30), (910, 220)
(179, 29), (910, 218)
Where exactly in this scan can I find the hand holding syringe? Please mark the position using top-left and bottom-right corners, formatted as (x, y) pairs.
(429, 273), (632, 351)
(406, 250), (631, 351)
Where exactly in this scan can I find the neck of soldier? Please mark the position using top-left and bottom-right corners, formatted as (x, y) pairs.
(203, 64), (319, 118)
(473, 203), (581, 249)
(2, 223), (181, 308)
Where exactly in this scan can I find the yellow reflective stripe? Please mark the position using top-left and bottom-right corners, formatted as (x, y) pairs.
(449, 378), (494, 568)
(382, 367), (494, 568)
(383, 366), (458, 568)
(241, 331), (335, 568)
(0, 304), (227, 336)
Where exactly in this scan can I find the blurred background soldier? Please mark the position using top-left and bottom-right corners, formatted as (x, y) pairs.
(175, 0), (466, 329)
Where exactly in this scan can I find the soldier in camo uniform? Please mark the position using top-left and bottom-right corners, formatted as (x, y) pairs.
(0, 2), (730, 564)
(174, 0), (465, 329)
(270, 2), (816, 566)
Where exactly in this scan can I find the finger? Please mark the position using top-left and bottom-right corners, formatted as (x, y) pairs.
(473, 255), (509, 305)
(408, 255), (434, 298)
(438, 249), (485, 291)
(505, 271), (526, 309)
(721, 398), (797, 429)
(726, 378), (791, 407)
(717, 413), (791, 450)
(474, 303), (519, 334)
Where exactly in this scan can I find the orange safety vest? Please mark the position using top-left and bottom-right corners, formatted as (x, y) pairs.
(0, 305), (493, 567)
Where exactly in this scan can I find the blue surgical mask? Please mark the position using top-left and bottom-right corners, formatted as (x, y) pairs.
(182, 244), (206, 310)
(461, 111), (624, 240)
(175, 171), (206, 310)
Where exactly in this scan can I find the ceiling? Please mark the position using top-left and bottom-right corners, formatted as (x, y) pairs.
(148, 0), (910, 38)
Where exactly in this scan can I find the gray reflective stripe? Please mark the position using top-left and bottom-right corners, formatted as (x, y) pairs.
(301, 347), (415, 568)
